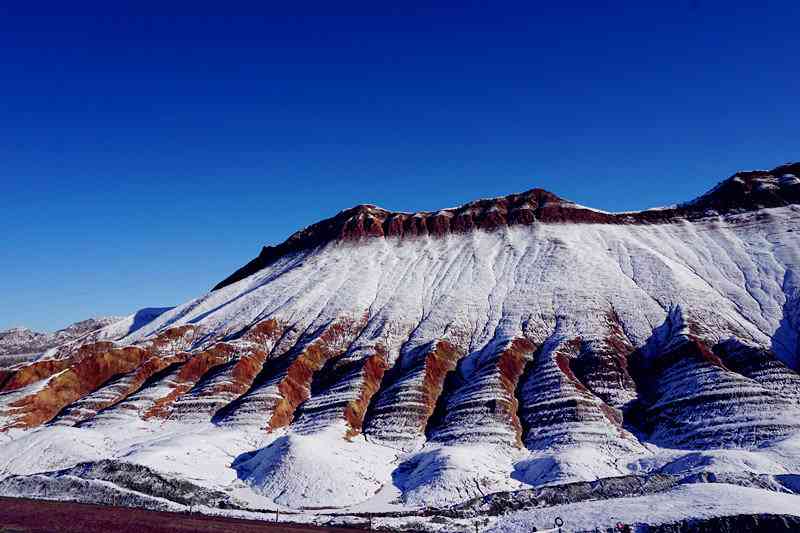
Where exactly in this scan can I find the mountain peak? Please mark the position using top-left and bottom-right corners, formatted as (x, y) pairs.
(211, 187), (576, 291)
(685, 162), (800, 212)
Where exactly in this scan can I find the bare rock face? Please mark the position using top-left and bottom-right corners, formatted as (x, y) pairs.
(518, 337), (641, 452)
(167, 319), (284, 422)
(290, 344), (389, 438)
(568, 312), (638, 410)
(1, 343), (149, 429)
(49, 351), (190, 427)
(75, 344), (233, 427)
(168, 347), (268, 422)
(0, 326), (198, 429)
(1, 357), (76, 393)
(214, 317), (367, 430)
(141, 344), (237, 420)
(212, 163), (800, 292)
(685, 163), (800, 214)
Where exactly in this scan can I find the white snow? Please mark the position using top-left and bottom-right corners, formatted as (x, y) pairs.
(487, 483), (800, 532)
(235, 424), (398, 508)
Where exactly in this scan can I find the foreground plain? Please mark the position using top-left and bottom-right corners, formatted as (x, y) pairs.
(0, 497), (368, 533)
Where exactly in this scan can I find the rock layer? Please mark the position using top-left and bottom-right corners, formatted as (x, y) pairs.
(166, 321), (284, 423)
(1, 344), (149, 429)
(428, 338), (535, 447)
(630, 314), (800, 448)
(215, 318), (366, 430)
(50, 351), (190, 427)
(518, 337), (640, 451)
(364, 340), (461, 448)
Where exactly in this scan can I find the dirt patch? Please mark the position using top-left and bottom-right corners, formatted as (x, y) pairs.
(0, 497), (366, 533)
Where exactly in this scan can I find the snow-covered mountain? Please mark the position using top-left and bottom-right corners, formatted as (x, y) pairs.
(0, 317), (124, 359)
(2, 163), (800, 531)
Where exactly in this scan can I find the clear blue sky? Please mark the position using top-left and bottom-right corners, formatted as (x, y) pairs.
(2, 3), (798, 331)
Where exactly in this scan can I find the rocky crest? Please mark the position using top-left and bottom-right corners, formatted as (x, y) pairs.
(214, 163), (800, 291)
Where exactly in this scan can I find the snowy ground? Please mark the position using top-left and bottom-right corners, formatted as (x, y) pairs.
(486, 484), (800, 533)
(1, 421), (799, 531)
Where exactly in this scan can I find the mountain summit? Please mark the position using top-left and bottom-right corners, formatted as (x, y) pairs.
(1, 163), (800, 529)
(214, 162), (800, 291)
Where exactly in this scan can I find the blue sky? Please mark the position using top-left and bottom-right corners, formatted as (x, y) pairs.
(2, 3), (798, 331)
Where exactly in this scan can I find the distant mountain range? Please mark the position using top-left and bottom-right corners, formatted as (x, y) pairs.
(0, 317), (123, 356)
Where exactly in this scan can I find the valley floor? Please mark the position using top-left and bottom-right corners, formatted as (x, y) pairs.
(2, 424), (800, 532)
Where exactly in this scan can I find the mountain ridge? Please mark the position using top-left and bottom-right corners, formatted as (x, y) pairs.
(213, 162), (800, 291)
(0, 317), (125, 357)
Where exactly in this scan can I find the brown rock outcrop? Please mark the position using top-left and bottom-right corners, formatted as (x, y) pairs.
(142, 343), (237, 419)
(518, 337), (639, 451)
(50, 351), (191, 426)
(2, 345), (148, 430)
(343, 351), (389, 439)
(1, 357), (78, 393)
(215, 317), (367, 431)
(168, 342), (273, 422)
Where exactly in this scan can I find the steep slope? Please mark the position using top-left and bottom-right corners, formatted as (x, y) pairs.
(426, 337), (534, 447)
(363, 339), (462, 449)
(630, 308), (800, 449)
(1, 163), (800, 521)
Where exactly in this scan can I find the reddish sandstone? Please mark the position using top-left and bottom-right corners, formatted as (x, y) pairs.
(267, 319), (366, 431)
(343, 349), (389, 439)
(417, 341), (461, 428)
(52, 351), (192, 426)
(143, 344), (237, 419)
(1, 357), (78, 393)
(241, 319), (283, 349)
(3, 345), (149, 430)
(497, 338), (537, 447)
